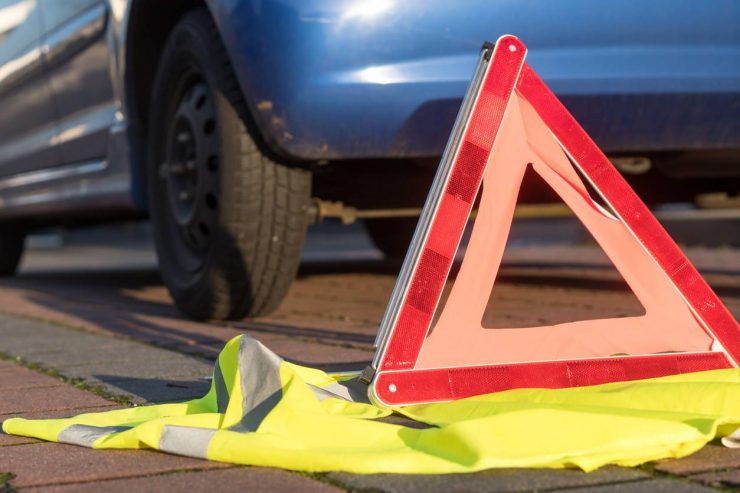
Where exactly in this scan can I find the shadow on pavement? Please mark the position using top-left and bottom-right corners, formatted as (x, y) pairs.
(0, 261), (381, 370)
(94, 374), (211, 403)
(0, 251), (735, 372)
(298, 258), (402, 277)
(229, 320), (375, 346)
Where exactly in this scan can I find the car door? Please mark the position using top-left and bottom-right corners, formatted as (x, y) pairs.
(40, 0), (115, 166)
(0, 0), (58, 177)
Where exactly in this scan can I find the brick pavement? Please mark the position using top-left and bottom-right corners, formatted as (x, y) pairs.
(0, 241), (738, 491)
(1, 345), (735, 492)
(0, 356), (341, 491)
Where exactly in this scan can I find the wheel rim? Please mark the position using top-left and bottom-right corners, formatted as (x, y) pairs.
(160, 78), (220, 273)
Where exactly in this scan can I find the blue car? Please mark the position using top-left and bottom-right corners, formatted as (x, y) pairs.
(0, 0), (737, 319)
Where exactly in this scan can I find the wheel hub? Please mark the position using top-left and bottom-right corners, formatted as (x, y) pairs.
(162, 82), (219, 252)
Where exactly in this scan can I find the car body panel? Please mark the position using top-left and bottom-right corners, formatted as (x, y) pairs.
(211, 0), (740, 160)
(0, 0), (59, 176)
(0, 0), (738, 221)
(43, 0), (117, 166)
(0, 0), (131, 219)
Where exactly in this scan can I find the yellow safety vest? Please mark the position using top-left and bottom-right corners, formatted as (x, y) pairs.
(4, 335), (740, 473)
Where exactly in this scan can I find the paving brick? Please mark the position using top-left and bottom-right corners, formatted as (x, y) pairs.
(259, 272), (392, 336)
(0, 433), (39, 447)
(690, 469), (740, 488)
(564, 478), (719, 492)
(178, 333), (373, 370)
(250, 338), (372, 370)
(88, 376), (211, 404)
(655, 445), (740, 475)
(170, 341), (229, 359)
(55, 354), (211, 381)
(0, 386), (112, 415)
(122, 315), (244, 347)
(0, 317), (88, 357)
(329, 466), (648, 493)
(0, 442), (230, 487)
(0, 367), (65, 390)
(0, 313), (213, 405)
(21, 467), (341, 493)
(233, 321), (376, 349)
(2, 405), (120, 421)
(0, 328), (210, 378)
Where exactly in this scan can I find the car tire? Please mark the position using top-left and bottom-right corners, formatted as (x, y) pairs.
(365, 218), (417, 260)
(147, 9), (311, 320)
(0, 225), (25, 276)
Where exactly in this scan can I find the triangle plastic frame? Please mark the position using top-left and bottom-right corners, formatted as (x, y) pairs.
(367, 35), (740, 407)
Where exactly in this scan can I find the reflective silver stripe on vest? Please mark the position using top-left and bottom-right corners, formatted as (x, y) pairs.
(58, 424), (131, 447)
(159, 425), (216, 459)
(308, 384), (339, 402)
(230, 336), (283, 433)
(213, 357), (230, 413)
(308, 378), (370, 403)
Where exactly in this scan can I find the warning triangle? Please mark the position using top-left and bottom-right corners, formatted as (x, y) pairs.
(367, 35), (740, 406)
